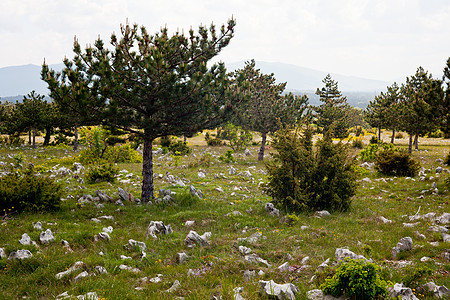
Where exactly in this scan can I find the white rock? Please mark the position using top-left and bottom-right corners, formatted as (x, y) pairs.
(244, 254), (271, 267)
(119, 264), (141, 273)
(19, 233), (32, 245)
(120, 255), (132, 260)
(379, 216), (393, 224)
(239, 246), (252, 255)
(0, 248), (6, 259)
(315, 210), (331, 217)
(95, 266), (108, 274)
(335, 248), (368, 262)
(265, 202), (280, 217)
(8, 249), (33, 260)
(243, 270), (256, 281)
(55, 261), (86, 279)
(176, 252), (189, 264)
(166, 280), (181, 293)
(435, 213), (450, 225)
(215, 186), (224, 193)
(243, 170), (252, 178)
(421, 282), (450, 298)
(184, 230), (210, 247)
(259, 280), (298, 300)
(301, 256), (310, 265)
(76, 292), (98, 300)
(33, 221), (43, 231)
(233, 287), (246, 300)
(40, 229), (55, 244)
(102, 226), (113, 233)
(94, 232), (111, 241)
(392, 237), (413, 259)
(442, 233), (450, 242)
(126, 239), (147, 251)
(146, 221), (173, 239)
(184, 220), (195, 227)
(244, 149), (252, 156)
(73, 271), (89, 282)
(229, 166), (236, 175)
(362, 177), (372, 183)
(388, 283), (419, 300)
(149, 274), (163, 283)
(198, 171), (206, 179)
(278, 262), (289, 272)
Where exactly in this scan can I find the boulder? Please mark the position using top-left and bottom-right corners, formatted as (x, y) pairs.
(335, 248), (368, 262)
(55, 261), (86, 279)
(176, 252), (189, 264)
(420, 282), (450, 298)
(8, 249), (32, 260)
(118, 187), (130, 201)
(125, 239), (147, 251)
(315, 210), (331, 217)
(388, 283), (419, 300)
(95, 190), (113, 202)
(146, 221), (173, 239)
(259, 280), (298, 300)
(244, 254), (271, 267)
(94, 232), (111, 242)
(19, 233), (32, 245)
(40, 229), (55, 244)
(184, 230), (211, 247)
(392, 237), (413, 259)
(265, 203), (280, 217)
(0, 248), (6, 259)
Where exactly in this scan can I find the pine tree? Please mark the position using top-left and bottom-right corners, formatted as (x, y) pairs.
(42, 19), (241, 202)
(442, 57), (450, 138)
(314, 74), (350, 138)
(232, 60), (309, 160)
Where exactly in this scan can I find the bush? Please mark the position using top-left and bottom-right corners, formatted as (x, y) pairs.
(394, 132), (404, 139)
(188, 153), (213, 168)
(375, 150), (420, 177)
(427, 129), (444, 138)
(263, 126), (356, 212)
(219, 150), (235, 163)
(217, 123), (253, 152)
(0, 168), (62, 213)
(352, 139), (364, 149)
(85, 164), (118, 183)
(369, 136), (379, 144)
(444, 151), (450, 166)
(168, 141), (191, 156)
(320, 259), (388, 300)
(360, 143), (396, 162)
(103, 143), (143, 163)
(205, 132), (224, 146)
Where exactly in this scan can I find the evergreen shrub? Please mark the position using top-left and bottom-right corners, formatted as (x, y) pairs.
(320, 259), (388, 300)
(375, 150), (420, 177)
(85, 164), (118, 183)
(0, 168), (62, 213)
(263, 127), (356, 212)
(168, 141), (191, 156)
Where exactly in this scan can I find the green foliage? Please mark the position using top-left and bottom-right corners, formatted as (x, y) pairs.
(374, 149), (420, 177)
(352, 139), (364, 149)
(168, 141), (191, 156)
(189, 153), (213, 168)
(369, 136), (379, 144)
(204, 132), (224, 146)
(0, 167), (62, 213)
(85, 164), (118, 183)
(219, 150), (235, 163)
(103, 143), (143, 163)
(320, 259), (388, 300)
(217, 123), (253, 152)
(360, 143), (396, 162)
(402, 265), (433, 288)
(445, 151), (450, 166)
(264, 126), (356, 212)
(395, 132), (404, 139)
(427, 129), (444, 138)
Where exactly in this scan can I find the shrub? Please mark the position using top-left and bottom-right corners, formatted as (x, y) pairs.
(263, 126), (356, 212)
(360, 143), (396, 162)
(219, 150), (235, 163)
(205, 132), (224, 146)
(375, 150), (420, 177)
(444, 151), (450, 166)
(352, 139), (364, 149)
(168, 141), (191, 156)
(427, 129), (444, 138)
(0, 167), (62, 213)
(103, 143), (143, 163)
(85, 164), (118, 183)
(394, 132), (404, 139)
(369, 136), (379, 144)
(355, 126), (363, 137)
(320, 259), (388, 300)
(217, 123), (253, 152)
(189, 153), (213, 168)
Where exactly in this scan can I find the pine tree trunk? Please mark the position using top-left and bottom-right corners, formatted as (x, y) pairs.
(408, 133), (413, 154)
(141, 130), (154, 202)
(73, 124), (78, 151)
(43, 128), (51, 146)
(258, 132), (267, 161)
(32, 126), (36, 149)
(378, 127), (381, 141)
(391, 128), (395, 144)
(414, 134), (419, 150)
(28, 131), (31, 145)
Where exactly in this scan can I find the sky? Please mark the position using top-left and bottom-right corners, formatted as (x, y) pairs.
(1, 0), (449, 82)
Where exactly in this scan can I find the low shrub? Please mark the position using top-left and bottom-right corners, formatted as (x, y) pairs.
(205, 132), (224, 146)
(360, 143), (396, 162)
(320, 259), (389, 300)
(168, 141), (191, 156)
(189, 153), (213, 168)
(264, 126), (356, 212)
(375, 150), (420, 177)
(444, 151), (450, 166)
(352, 139), (364, 149)
(0, 167), (62, 213)
(103, 143), (143, 163)
(85, 164), (118, 184)
(427, 129), (444, 138)
(369, 136), (379, 144)
(219, 150), (235, 163)
(394, 132), (404, 139)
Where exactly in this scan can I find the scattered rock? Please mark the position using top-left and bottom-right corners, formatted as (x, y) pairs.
(95, 190), (113, 202)
(33, 221), (43, 231)
(436, 166), (443, 173)
(392, 237), (413, 259)
(259, 280), (298, 300)
(184, 220), (195, 227)
(379, 216), (393, 224)
(315, 210), (331, 218)
(237, 232), (263, 244)
(184, 230), (211, 247)
(146, 221), (173, 239)
(94, 232), (111, 242)
(40, 229), (55, 244)
(229, 166), (236, 175)
(102, 226), (113, 233)
(442, 233), (450, 242)
(8, 249), (33, 260)
(215, 186), (224, 193)
(55, 261), (86, 279)
(243, 270), (256, 281)
(388, 283), (419, 300)
(189, 185), (204, 199)
(233, 287), (245, 300)
(265, 203), (280, 217)
(420, 282), (450, 298)
(239, 246), (252, 255)
(166, 280), (181, 293)
(76, 292), (98, 300)
(95, 266), (108, 274)
(244, 254), (271, 267)
(278, 262), (289, 272)
(119, 264), (141, 273)
(118, 187), (131, 201)
(317, 258), (330, 272)
(125, 239), (147, 251)
(244, 149), (252, 156)
(198, 171), (206, 179)
(362, 177), (372, 183)
(176, 252), (189, 264)
(0, 248), (6, 259)
(243, 170), (252, 178)
(335, 248), (368, 262)
(225, 211), (243, 217)
(73, 271), (89, 282)
(435, 213), (450, 225)
(19, 233), (32, 245)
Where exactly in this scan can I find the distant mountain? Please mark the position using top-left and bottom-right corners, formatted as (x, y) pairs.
(1, 61), (390, 108)
(0, 63), (64, 100)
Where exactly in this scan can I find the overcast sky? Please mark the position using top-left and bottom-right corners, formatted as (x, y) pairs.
(1, 0), (449, 82)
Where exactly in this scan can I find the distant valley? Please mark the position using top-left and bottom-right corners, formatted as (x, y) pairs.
(0, 61), (392, 108)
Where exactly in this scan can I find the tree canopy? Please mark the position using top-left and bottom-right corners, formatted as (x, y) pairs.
(42, 18), (241, 202)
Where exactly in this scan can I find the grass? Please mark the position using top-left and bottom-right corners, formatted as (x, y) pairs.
(0, 134), (449, 299)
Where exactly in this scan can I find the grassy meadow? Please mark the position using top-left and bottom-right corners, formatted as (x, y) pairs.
(0, 130), (449, 299)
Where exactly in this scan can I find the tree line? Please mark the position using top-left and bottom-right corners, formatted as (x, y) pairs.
(1, 18), (449, 201)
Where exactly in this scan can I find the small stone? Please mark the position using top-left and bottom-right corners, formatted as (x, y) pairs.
(301, 256), (310, 265)
(40, 229), (55, 244)
(8, 249), (33, 260)
(244, 149), (252, 156)
(244, 254), (271, 267)
(259, 280), (298, 300)
(184, 220), (195, 227)
(392, 237), (413, 259)
(315, 210), (331, 217)
(125, 239), (147, 251)
(265, 202), (280, 217)
(388, 283), (419, 300)
(149, 274), (163, 283)
(184, 230), (210, 247)
(19, 233), (32, 245)
(166, 280), (181, 293)
(229, 166), (236, 175)
(243, 270), (256, 281)
(146, 221), (173, 239)
(94, 232), (111, 241)
(95, 266), (108, 274)
(0, 248), (6, 259)
(33, 221), (43, 231)
(379, 216), (392, 224)
(103, 226), (113, 233)
(198, 171), (206, 179)
(215, 186), (224, 193)
(278, 262), (289, 272)
(56, 261), (86, 279)
(442, 233), (450, 242)
(176, 252), (189, 264)
(73, 271), (89, 282)
(118, 187), (130, 201)
(239, 246), (252, 255)
(119, 264), (141, 273)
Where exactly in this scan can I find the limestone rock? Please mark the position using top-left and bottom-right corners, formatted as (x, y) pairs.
(73, 271), (89, 282)
(237, 232), (263, 244)
(442, 233), (450, 242)
(119, 264), (141, 273)
(392, 237), (413, 259)
(76, 292), (98, 300)
(94, 232), (111, 242)
(19, 233), (32, 245)
(198, 171), (206, 179)
(0, 248), (6, 259)
(102, 226), (113, 233)
(166, 280), (181, 293)
(95, 265), (108, 274)
(8, 249), (32, 260)
(420, 282), (450, 298)
(118, 187), (131, 201)
(244, 254), (271, 267)
(56, 261), (86, 279)
(33, 221), (43, 231)
(184, 230), (210, 247)
(388, 283), (419, 300)
(176, 252), (189, 264)
(265, 202), (280, 217)
(278, 262), (289, 272)
(233, 287), (246, 300)
(189, 185), (203, 199)
(40, 229), (55, 244)
(146, 221), (173, 239)
(229, 166), (236, 175)
(259, 280), (298, 300)
(335, 248), (368, 262)
(244, 149), (252, 156)
(315, 210), (331, 218)
(239, 246), (252, 255)
(435, 213), (450, 225)
(184, 220), (195, 227)
(95, 190), (112, 202)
